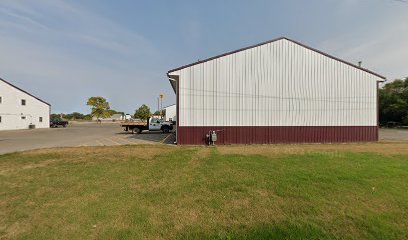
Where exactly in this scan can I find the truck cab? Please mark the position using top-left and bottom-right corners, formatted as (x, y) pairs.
(148, 117), (163, 131)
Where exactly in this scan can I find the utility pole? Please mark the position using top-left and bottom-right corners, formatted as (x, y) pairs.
(160, 93), (164, 118)
(157, 97), (160, 116)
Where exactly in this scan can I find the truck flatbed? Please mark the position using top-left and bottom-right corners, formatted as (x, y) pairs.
(120, 120), (146, 126)
(120, 118), (173, 134)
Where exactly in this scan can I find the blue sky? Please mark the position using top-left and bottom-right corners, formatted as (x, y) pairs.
(0, 0), (407, 114)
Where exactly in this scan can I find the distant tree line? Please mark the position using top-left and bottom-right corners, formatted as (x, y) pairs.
(51, 96), (125, 121)
(379, 77), (408, 126)
(51, 110), (125, 121)
(50, 112), (92, 120)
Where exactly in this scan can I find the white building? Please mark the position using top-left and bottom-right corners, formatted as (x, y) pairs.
(167, 37), (385, 145)
(92, 114), (132, 122)
(0, 78), (50, 130)
(120, 114), (132, 120)
(164, 104), (176, 122)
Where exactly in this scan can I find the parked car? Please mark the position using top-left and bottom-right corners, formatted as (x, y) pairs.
(50, 119), (68, 128)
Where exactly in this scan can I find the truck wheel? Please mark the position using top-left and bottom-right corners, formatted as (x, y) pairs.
(133, 128), (141, 134)
(162, 126), (170, 133)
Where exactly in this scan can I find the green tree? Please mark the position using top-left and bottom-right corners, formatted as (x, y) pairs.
(86, 97), (112, 120)
(153, 110), (166, 118)
(134, 104), (151, 120)
(50, 113), (61, 120)
(379, 77), (408, 125)
(108, 109), (124, 116)
(83, 114), (93, 120)
(65, 112), (85, 120)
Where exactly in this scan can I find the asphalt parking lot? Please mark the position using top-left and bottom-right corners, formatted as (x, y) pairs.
(379, 128), (408, 141)
(0, 123), (175, 155)
(1, 125), (407, 155)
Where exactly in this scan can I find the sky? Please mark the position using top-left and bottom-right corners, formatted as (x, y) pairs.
(0, 0), (407, 114)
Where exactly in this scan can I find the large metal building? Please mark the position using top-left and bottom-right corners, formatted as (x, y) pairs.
(167, 37), (385, 145)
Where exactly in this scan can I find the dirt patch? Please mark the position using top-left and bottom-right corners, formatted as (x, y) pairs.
(217, 142), (408, 156)
(172, 208), (201, 231)
(0, 145), (179, 176)
(1, 222), (31, 240)
(191, 147), (212, 160)
(18, 145), (179, 160)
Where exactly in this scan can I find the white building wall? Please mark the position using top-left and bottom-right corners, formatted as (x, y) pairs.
(171, 39), (382, 127)
(92, 114), (132, 121)
(0, 80), (50, 130)
(164, 104), (176, 122)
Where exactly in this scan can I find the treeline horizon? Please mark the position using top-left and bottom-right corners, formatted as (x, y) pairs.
(50, 109), (126, 120)
(379, 76), (408, 126)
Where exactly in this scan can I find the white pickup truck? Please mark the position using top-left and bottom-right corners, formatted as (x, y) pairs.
(120, 117), (174, 134)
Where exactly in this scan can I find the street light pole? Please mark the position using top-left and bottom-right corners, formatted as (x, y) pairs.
(157, 97), (160, 116)
(159, 93), (164, 119)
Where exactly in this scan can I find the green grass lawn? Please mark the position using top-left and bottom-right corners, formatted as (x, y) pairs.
(1, 144), (407, 239)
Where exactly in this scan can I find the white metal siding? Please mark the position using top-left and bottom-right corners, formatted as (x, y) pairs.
(164, 104), (176, 121)
(0, 80), (50, 130)
(174, 39), (380, 127)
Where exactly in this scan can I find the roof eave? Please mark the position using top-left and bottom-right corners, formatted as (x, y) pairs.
(167, 36), (386, 80)
(0, 77), (51, 106)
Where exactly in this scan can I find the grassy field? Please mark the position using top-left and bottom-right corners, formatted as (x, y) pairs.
(1, 143), (408, 239)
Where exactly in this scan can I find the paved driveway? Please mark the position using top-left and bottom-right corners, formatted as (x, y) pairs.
(1, 125), (406, 155)
(379, 128), (408, 141)
(0, 123), (175, 155)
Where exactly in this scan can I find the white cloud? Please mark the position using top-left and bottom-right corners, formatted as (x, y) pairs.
(318, 5), (408, 81)
(0, 8), (48, 30)
(0, 0), (170, 113)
